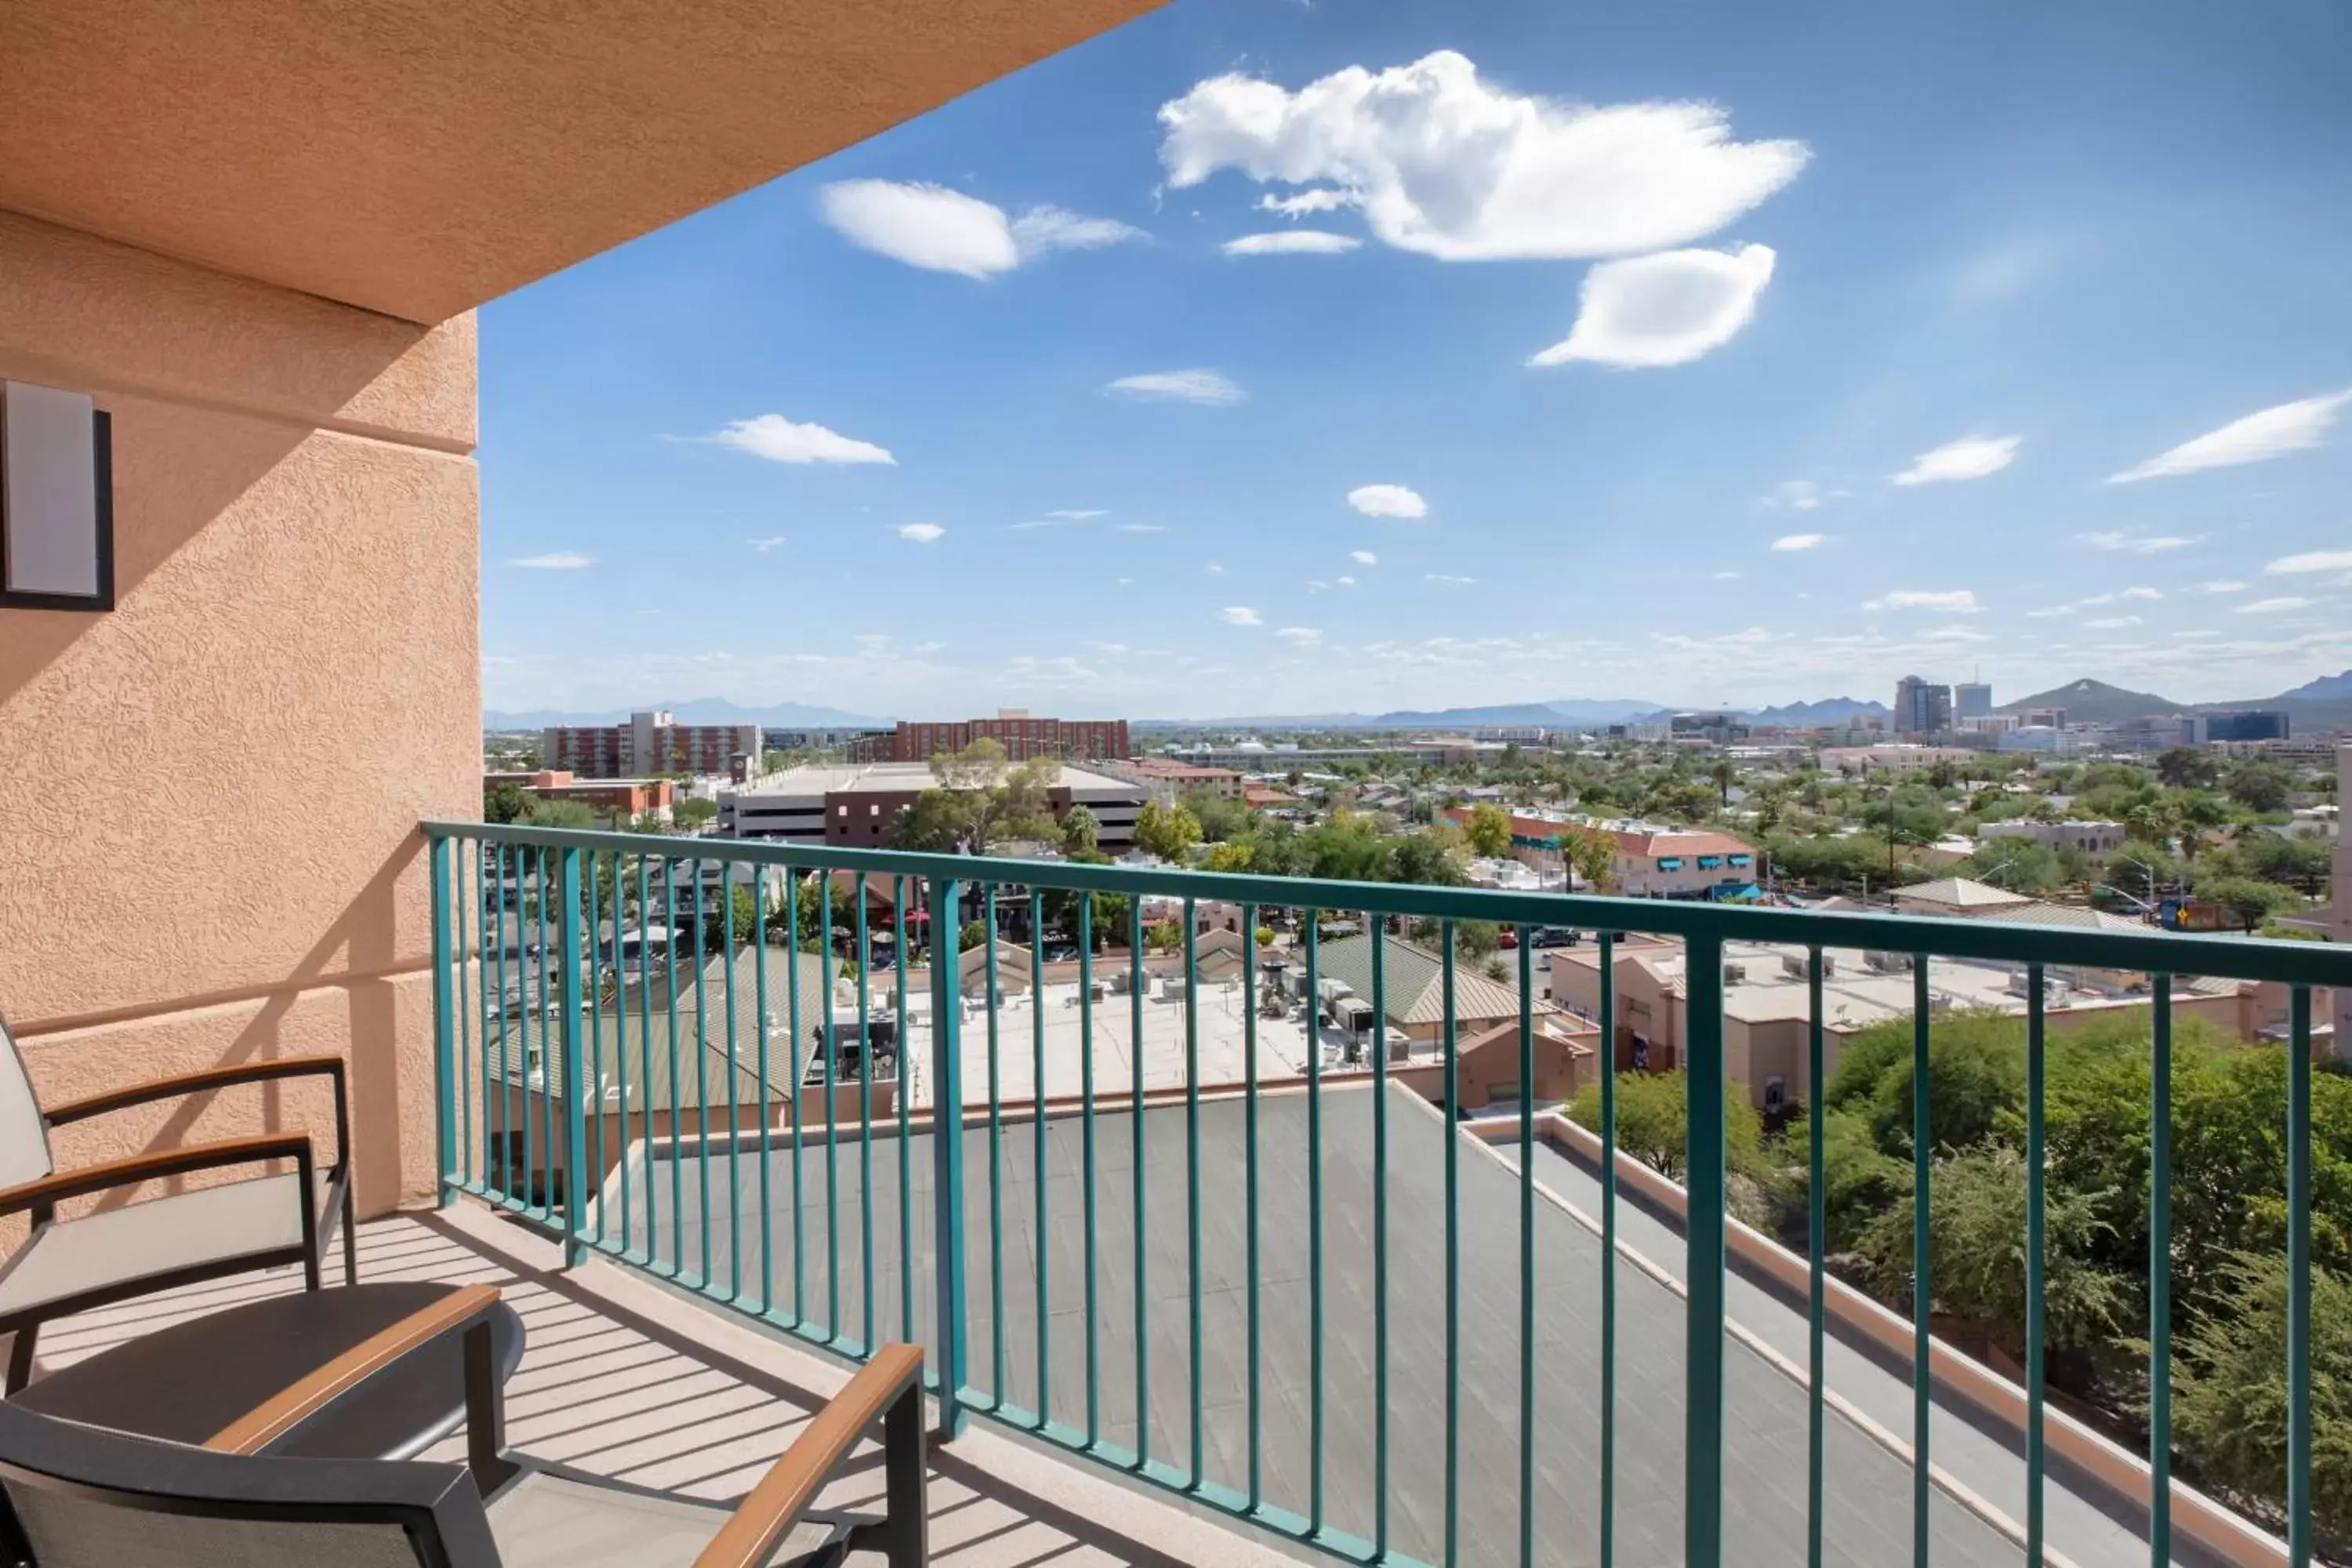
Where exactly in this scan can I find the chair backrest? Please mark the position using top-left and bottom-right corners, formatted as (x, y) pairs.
(0, 1399), (503, 1568)
(0, 1014), (53, 1189)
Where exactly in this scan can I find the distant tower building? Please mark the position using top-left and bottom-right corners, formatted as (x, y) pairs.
(1893, 676), (1954, 735)
(1955, 682), (1992, 720)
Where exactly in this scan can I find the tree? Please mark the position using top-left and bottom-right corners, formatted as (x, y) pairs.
(1562, 826), (1618, 893)
(485, 782), (529, 824)
(672, 797), (717, 830)
(1856, 1142), (2129, 1356)
(891, 789), (977, 852)
(2165, 1254), (2352, 1541)
(1566, 1071), (1764, 1185)
(2226, 759), (2296, 814)
(1181, 789), (1254, 844)
(2192, 873), (2301, 933)
(701, 882), (761, 956)
(1061, 804), (1100, 856)
(1963, 836), (2061, 895)
(1465, 802), (1513, 859)
(930, 737), (1007, 792)
(2156, 746), (2224, 790)
(521, 798), (599, 830)
(1135, 800), (1203, 863)
(1203, 839), (1255, 872)
(1709, 758), (1737, 808)
(1385, 830), (1468, 887)
(792, 873), (856, 949)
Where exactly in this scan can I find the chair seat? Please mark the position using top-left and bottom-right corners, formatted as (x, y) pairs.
(0, 1169), (337, 1319)
(486, 1467), (842, 1568)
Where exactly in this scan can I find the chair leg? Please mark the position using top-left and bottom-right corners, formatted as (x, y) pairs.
(882, 1384), (928, 1567)
(341, 1174), (359, 1286)
(5, 1323), (36, 1394)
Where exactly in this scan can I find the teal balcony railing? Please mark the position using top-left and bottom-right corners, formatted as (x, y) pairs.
(424, 819), (2346, 1568)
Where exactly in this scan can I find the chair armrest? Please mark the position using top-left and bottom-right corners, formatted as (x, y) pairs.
(693, 1343), (926, 1568)
(42, 1054), (349, 1128)
(207, 1285), (503, 1454)
(0, 1133), (314, 1218)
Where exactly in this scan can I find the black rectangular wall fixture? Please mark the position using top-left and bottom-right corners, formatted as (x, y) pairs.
(0, 379), (115, 612)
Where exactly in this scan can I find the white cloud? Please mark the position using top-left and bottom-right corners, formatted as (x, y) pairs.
(817, 180), (1141, 278)
(1350, 550), (1379, 565)
(1009, 205), (1146, 256)
(1223, 231), (1363, 256)
(1891, 434), (2018, 486)
(2084, 615), (2142, 630)
(1258, 188), (1354, 217)
(511, 552), (594, 569)
(1348, 483), (1428, 518)
(1205, 560), (1225, 576)
(1047, 509), (1105, 521)
(747, 536), (786, 552)
(1864, 589), (1981, 613)
(1336, 575), (1357, 586)
(2080, 531), (2197, 554)
(1276, 626), (1323, 646)
(699, 414), (895, 465)
(1159, 51), (1807, 262)
(2119, 586), (2164, 601)
(1711, 570), (1742, 580)
(2107, 390), (2352, 483)
(2238, 597), (2312, 615)
(1763, 480), (1832, 512)
(1528, 244), (1775, 368)
(2203, 580), (2249, 593)
(1425, 572), (1476, 585)
(1921, 625), (1992, 643)
(1771, 533), (1827, 551)
(1108, 369), (1245, 405)
(2267, 548), (2352, 575)
(1116, 522), (1168, 534)
(1220, 606), (1262, 626)
(897, 523), (945, 543)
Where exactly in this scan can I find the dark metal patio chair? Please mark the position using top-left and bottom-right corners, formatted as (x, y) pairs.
(0, 1011), (356, 1390)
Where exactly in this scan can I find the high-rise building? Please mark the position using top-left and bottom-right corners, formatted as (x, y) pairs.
(1893, 676), (1954, 735)
(543, 709), (761, 779)
(1955, 682), (1992, 720)
(846, 710), (1130, 763)
(2202, 710), (2289, 742)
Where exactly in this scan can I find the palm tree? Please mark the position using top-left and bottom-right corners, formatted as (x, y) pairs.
(1709, 758), (1737, 809)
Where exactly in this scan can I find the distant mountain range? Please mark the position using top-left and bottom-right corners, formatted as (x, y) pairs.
(484, 673), (2352, 739)
(1999, 673), (2352, 734)
(484, 698), (885, 731)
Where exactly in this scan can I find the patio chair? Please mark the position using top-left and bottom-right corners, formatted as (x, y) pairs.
(0, 1013), (356, 1391)
(0, 1288), (930, 1567)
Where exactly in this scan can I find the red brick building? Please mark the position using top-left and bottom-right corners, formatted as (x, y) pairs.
(847, 710), (1128, 764)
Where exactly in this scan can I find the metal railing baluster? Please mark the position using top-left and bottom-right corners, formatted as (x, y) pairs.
(2288, 985), (2312, 1568)
(2027, 963), (2046, 1567)
(1912, 958), (1931, 1568)
(1183, 900), (1201, 1483)
(1807, 945), (1825, 1568)
(1033, 887), (1051, 1431)
(1684, 929), (1725, 1568)
(2150, 974), (2172, 1568)
(1081, 892), (1101, 1449)
(858, 873), (875, 1350)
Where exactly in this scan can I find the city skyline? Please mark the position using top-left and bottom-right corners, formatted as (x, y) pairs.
(481, 0), (2352, 719)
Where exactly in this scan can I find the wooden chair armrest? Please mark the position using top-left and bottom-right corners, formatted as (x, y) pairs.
(693, 1343), (926, 1568)
(0, 1133), (314, 1218)
(206, 1285), (503, 1455)
(42, 1055), (349, 1127)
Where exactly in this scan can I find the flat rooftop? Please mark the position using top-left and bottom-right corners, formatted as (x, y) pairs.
(608, 1086), (2038, 1567)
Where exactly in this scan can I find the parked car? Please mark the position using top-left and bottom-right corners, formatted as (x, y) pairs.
(1526, 926), (1581, 948)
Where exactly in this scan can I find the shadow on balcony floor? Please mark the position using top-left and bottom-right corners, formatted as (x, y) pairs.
(27, 1204), (1308, 1568)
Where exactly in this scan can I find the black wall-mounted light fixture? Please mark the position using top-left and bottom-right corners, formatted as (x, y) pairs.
(0, 380), (115, 612)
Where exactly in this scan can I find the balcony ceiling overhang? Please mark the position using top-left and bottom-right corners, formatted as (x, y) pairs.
(0, 0), (1161, 325)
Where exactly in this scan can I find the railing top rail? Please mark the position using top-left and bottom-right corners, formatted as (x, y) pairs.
(421, 819), (2352, 988)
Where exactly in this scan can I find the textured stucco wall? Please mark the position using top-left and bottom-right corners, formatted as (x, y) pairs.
(0, 209), (476, 1218)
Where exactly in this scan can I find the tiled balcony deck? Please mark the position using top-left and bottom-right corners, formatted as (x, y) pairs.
(28, 1203), (1306, 1568)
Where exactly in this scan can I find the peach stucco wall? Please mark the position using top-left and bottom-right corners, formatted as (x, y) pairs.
(0, 209), (477, 1218)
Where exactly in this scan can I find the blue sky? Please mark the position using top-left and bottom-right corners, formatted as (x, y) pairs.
(481, 0), (2352, 720)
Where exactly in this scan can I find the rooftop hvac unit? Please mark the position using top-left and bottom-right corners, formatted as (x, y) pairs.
(2005, 971), (2039, 996)
(1780, 953), (1838, 979)
(1864, 951), (1913, 974)
(1722, 963), (1747, 985)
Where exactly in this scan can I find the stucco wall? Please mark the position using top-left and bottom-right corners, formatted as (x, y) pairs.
(0, 209), (476, 1218)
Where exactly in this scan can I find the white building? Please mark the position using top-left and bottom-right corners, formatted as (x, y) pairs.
(1980, 819), (2128, 855)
